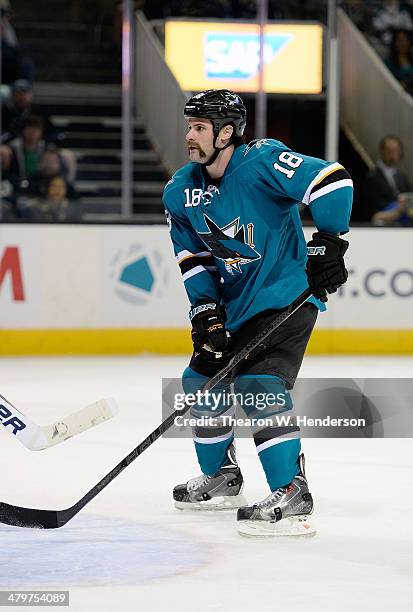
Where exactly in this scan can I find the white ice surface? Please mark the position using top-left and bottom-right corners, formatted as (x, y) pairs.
(0, 356), (412, 611)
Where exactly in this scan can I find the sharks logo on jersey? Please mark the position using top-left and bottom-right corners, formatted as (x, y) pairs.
(199, 214), (261, 274)
(201, 185), (220, 206)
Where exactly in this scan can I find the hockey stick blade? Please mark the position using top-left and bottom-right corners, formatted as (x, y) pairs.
(0, 503), (70, 529)
(36, 397), (119, 450)
(0, 396), (118, 451)
(0, 411), (176, 529)
(0, 289), (311, 529)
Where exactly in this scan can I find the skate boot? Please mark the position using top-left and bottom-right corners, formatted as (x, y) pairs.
(173, 443), (247, 511)
(237, 454), (316, 537)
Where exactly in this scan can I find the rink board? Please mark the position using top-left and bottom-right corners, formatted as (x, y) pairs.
(0, 224), (412, 354)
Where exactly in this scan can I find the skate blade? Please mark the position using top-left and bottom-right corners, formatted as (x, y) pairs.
(175, 494), (248, 512)
(237, 515), (316, 538)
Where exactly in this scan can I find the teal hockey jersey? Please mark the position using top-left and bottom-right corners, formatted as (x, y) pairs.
(163, 138), (353, 333)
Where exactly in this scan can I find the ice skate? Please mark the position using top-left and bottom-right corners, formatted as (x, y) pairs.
(237, 454), (316, 537)
(173, 443), (247, 511)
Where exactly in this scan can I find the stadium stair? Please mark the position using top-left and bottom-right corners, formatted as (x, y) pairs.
(33, 85), (167, 220)
(12, 1), (168, 220)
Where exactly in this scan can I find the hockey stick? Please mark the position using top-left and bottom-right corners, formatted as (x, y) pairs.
(0, 394), (118, 451)
(0, 288), (312, 529)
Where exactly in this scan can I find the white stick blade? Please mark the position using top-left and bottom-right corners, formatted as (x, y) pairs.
(37, 397), (119, 450)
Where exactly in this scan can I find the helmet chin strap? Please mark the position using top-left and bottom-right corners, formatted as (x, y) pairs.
(204, 133), (233, 167)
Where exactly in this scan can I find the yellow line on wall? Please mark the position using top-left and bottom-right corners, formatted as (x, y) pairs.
(0, 329), (412, 355)
(0, 329), (192, 356)
(306, 330), (413, 354)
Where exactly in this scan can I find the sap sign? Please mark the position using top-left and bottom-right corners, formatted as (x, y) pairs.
(165, 21), (323, 94)
(205, 33), (292, 79)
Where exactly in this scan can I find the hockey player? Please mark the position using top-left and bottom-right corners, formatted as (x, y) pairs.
(163, 90), (352, 537)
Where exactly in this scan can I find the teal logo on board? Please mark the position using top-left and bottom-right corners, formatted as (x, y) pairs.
(110, 245), (167, 304)
(119, 257), (155, 293)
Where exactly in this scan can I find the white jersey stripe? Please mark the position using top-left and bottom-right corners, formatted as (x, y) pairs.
(302, 162), (343, 205)
(308, 179), (353, 204)
(182, 265), (209, 282)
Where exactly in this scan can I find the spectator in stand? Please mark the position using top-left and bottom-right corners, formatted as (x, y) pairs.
(9, 115), (46, 182)
(372, 1), (413, 47)
(385, 29), (413, 93)
(2, 82), (62, 147)
(28, 176), (82, 223)
(1, 79), (33, 144)
(0, 0), (16, 45)
(362, 135), (412, 223)
(1, 0), (34, 86)
(38, 146), (68, 179)
(26, 145), (78, 199)
(1, 34), (24, 86)
(0, 143), (18, 219)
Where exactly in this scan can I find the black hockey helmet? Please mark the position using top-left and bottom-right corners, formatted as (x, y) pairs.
(184, 89), (247, 138)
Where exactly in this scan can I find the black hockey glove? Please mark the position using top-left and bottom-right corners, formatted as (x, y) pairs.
(306, 231), (349, 302)
(189, 300), (230, 361)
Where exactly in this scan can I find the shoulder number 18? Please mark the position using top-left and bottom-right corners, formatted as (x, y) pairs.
(273, 152), (304, 179)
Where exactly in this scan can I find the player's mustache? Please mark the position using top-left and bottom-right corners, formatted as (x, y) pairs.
(187, 142), (206, 157)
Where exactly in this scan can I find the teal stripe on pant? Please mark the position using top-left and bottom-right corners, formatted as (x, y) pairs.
(234, 374), (300, 491)
(258, 438), (301, 491)
(182, 366), (233, 476)
(194, 435), (235, 476)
